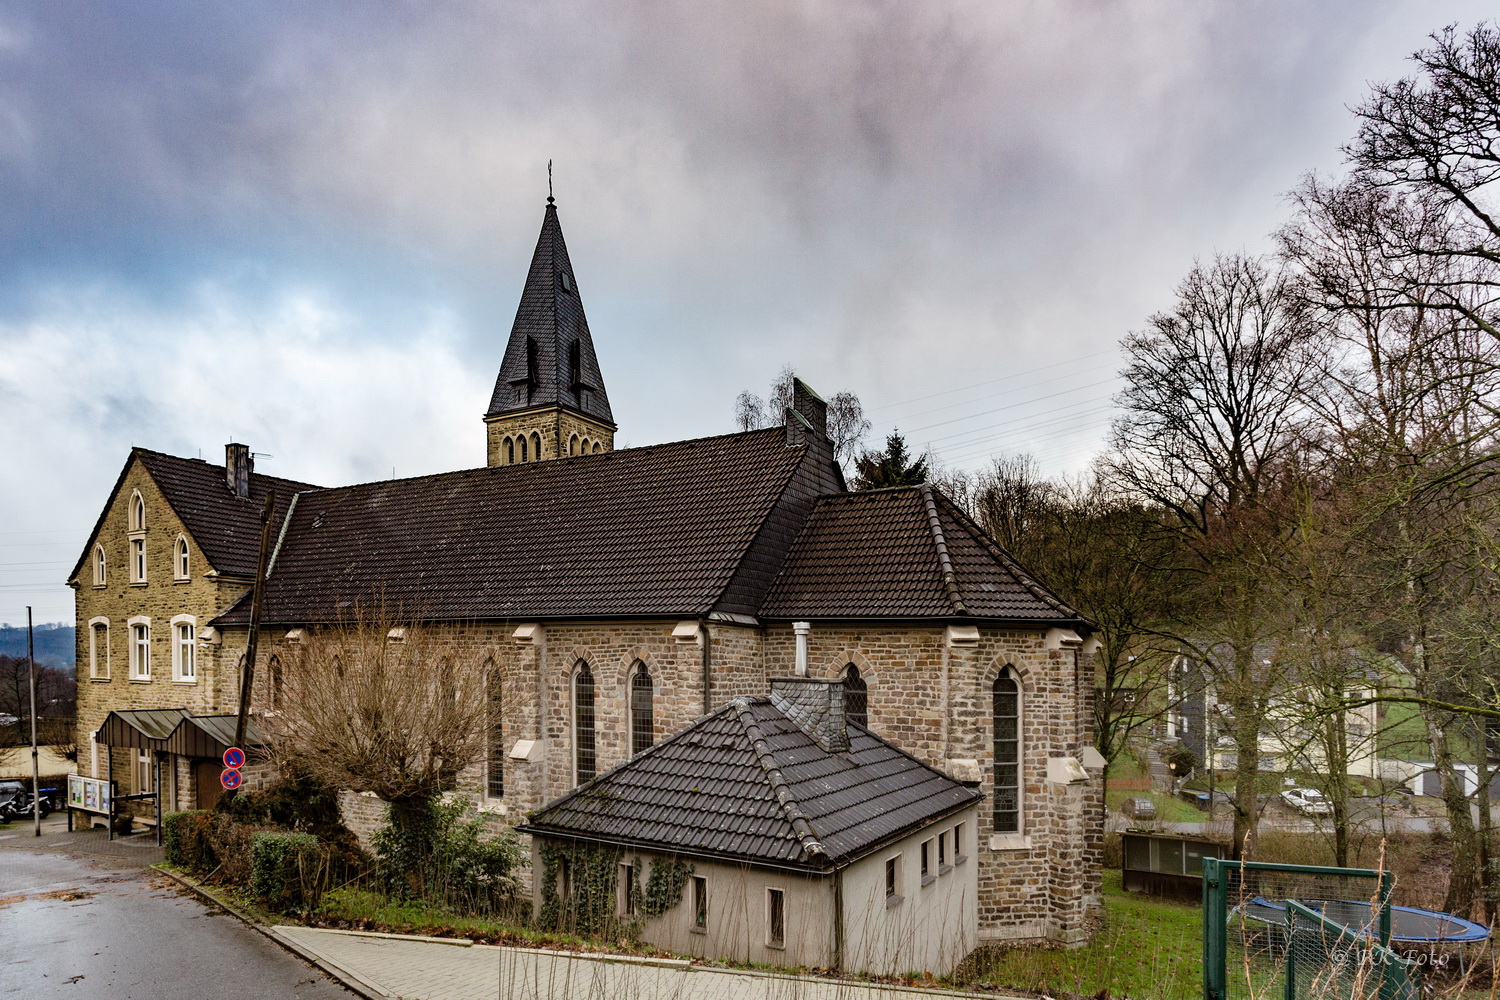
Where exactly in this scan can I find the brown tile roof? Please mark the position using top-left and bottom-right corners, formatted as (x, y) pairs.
(758, 485), (1085, 623)
(68, 449), (321, 583)
(215, 428), (809, 625)
(521, 694), (980, 868)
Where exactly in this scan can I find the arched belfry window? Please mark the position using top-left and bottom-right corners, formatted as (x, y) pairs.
(630, 662), (654, 756)
(518, 436), (528, 462)
(530, 432), (542, 461)
(574, 662), (596, 783)
(992, 668), (1021, 834)
(843, 665), (868, 729)
(506, 437), (515, 464)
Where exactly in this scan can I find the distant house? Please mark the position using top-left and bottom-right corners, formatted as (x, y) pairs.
(521, 677), (981, 975)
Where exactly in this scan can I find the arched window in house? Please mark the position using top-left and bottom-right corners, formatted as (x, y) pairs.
(506, 437), (515, 464)
(485, 659), (503, 799)
(130, 491), (145, 531)
(518, 436), (528, 462)
(574, 662), (596, 783)
(93, 545), (107, 586)
(630, 662), (654, 756)
(992, 668), (1021, 834)
(269, 655), (283, 709)
(843, 665), (868, 729)
(174, 536), (190, 580)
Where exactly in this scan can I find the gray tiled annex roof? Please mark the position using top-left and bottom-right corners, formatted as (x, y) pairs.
(522, 696), (980, 868)
(759, 485), (1085, 623)
(486, 202), (613, 425)
(216, 428), (807, 625)
(68, 449), (320, 583)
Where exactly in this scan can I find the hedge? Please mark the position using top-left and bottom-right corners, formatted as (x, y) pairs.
(249, 831), (324, 912)
(162, 810), (217, 873)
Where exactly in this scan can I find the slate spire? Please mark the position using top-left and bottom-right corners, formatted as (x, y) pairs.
(486, 201), (614, 427)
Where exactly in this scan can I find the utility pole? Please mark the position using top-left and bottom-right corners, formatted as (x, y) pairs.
(226, 490), (276, 805)
(27, 606), (40, 837)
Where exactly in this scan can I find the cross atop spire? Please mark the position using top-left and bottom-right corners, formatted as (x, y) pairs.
(484, 199), (616, 467)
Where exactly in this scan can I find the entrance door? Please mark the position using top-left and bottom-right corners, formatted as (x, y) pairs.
(194, 760), (223, 811)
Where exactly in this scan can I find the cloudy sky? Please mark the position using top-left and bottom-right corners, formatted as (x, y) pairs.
(2, 1), (1493, 626)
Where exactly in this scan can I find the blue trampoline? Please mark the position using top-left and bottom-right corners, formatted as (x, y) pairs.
(1233, 896), (1490, 944)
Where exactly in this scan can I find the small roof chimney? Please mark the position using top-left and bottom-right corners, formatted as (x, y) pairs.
(225, 443), (253, 499)
(770, 676), (849, 754)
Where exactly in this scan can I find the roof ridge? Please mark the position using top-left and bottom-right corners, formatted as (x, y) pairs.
(920, 483), (969, 615)
(731, 697), (829, 865)
(931, 489), (1082, 620)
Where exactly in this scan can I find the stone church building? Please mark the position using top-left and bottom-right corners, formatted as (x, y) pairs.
(71, 198), (1105, 947)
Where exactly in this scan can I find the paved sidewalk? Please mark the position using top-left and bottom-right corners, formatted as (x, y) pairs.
(274, 926), (1003, 1000)
(0, 824), (164, 864)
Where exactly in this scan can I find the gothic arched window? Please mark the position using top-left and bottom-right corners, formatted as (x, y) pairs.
(630, 662), (654, 756)
(992, 669), (1021, 834)
(485, 659), (503, 799)
(574, 662), (596, 783)
(531, 432), (542, 461)
(506, 437), (515, 464)
(843, 665), (868, 729)
(518, 436), (528, 462)
(269, 655), (283, 709)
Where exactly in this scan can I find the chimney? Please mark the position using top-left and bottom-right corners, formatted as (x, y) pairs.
(225, 443), (253, 499)
(784, 378), (829, 448)
(770, 676), (849, 754)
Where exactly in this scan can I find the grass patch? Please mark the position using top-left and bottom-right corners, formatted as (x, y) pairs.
(1107, 789), (1207, 824)
(962, 870), (1201, 1000)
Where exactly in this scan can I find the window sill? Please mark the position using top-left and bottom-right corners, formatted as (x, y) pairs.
(691, 926), (707, 935)
(92, 584), (106, 590)
(172, 578), (190, 585)
(89, 676), (112, 683)
(920, 874), (936, 888)
(766, 944), (785, 951)
(989, 833), (1032, 852)
(885, 894), (904, 909)
(129, 581), (148, 587)
(955, 854), (969, 865)
(171, 679), (198, 685)
(477, 799), (508, 816)
(129, 677), (152, 684)
(938, 864), (953, 876)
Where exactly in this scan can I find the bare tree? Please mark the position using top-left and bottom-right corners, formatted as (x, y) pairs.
(264, 614), (491, 846)
(1109, 254), (1319, 857)
(734, 364), (871, 465)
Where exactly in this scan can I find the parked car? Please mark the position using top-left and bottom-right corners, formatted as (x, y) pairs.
(1123, 796), (1158, 820)
(1280, 787), (1333, 816)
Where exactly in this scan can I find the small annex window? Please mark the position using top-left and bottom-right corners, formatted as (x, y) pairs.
(171, 615), (196, 682)
(129, 491), (145, 532)
(843, 664), (868, 729)
(954, 822), (966, 861)
(766, 888), (786, 949)
(993, 667), (1022, 834)
(93, 545), (107, 586)
(693, 876), (708, 931)
(173, 535), (190, 580)
(128, 617), (151, 680)
(630, 661), (654, 756)
(88, 617), (110, 679)
(920, 839), (933, 885)
(618, 862), (636, 917)
(486, 659), (503, 799)
(574, 661), (596, 784)
(885, 854), (902, 903)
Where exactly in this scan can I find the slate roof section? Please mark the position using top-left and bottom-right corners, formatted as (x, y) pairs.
(214, 428), (808, 625)
(486, 201), (614, 426)
(521, 695), (981, 869)
(759, 486), (1086, 624)
(68, 449), (321, 583)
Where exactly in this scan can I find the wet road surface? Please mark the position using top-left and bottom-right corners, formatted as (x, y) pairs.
(0, 848), (353, 999)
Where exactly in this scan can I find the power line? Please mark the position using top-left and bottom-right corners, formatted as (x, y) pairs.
(868, 348), (1119, 413)
(895, 376), (1120, 435)
(878, 360), (1120, 424)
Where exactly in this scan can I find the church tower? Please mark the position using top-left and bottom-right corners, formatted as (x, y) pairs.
(485, 197), (616, 467)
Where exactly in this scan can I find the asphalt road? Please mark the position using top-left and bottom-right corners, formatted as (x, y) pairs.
(0, 848), (353, 999)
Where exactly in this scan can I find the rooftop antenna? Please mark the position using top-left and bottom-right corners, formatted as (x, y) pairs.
(547, 159), (554, 204)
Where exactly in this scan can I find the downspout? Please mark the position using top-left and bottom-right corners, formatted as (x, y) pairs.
(701, 620), (713, 716)
(833, 864), (845, 972)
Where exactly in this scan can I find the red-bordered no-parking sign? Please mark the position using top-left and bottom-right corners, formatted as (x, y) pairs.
(220, 768), (244, 790)
(223, 746), (245, 769)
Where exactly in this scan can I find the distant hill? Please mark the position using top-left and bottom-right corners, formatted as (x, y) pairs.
(0, 623), (74, 669)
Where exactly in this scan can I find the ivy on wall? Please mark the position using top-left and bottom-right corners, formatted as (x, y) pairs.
(536, 839), (695, 938)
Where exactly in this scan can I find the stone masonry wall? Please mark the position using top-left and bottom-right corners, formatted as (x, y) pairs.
(485, 407), (615, 467)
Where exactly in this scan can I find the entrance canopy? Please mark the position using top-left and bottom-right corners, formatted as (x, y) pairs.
(95, 709), (265, 759)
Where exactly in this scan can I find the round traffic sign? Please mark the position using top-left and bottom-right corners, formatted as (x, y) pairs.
(223, 746), (246, 769)
(220, 768), (244, 790)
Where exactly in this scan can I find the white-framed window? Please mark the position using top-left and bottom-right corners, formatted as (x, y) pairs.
(136, 750), (154, 793)
(90, 737), (100, 778)
(129, 490), (145, 531)
(93, 545), (107, 586)
(173, 535), (190, 580)
(171, 615), (196, 682)
(88, 617), (110, 679)
(128, 616), (151, 680)
(130, 537), (146, 583)
(766, 887), (786, 949)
